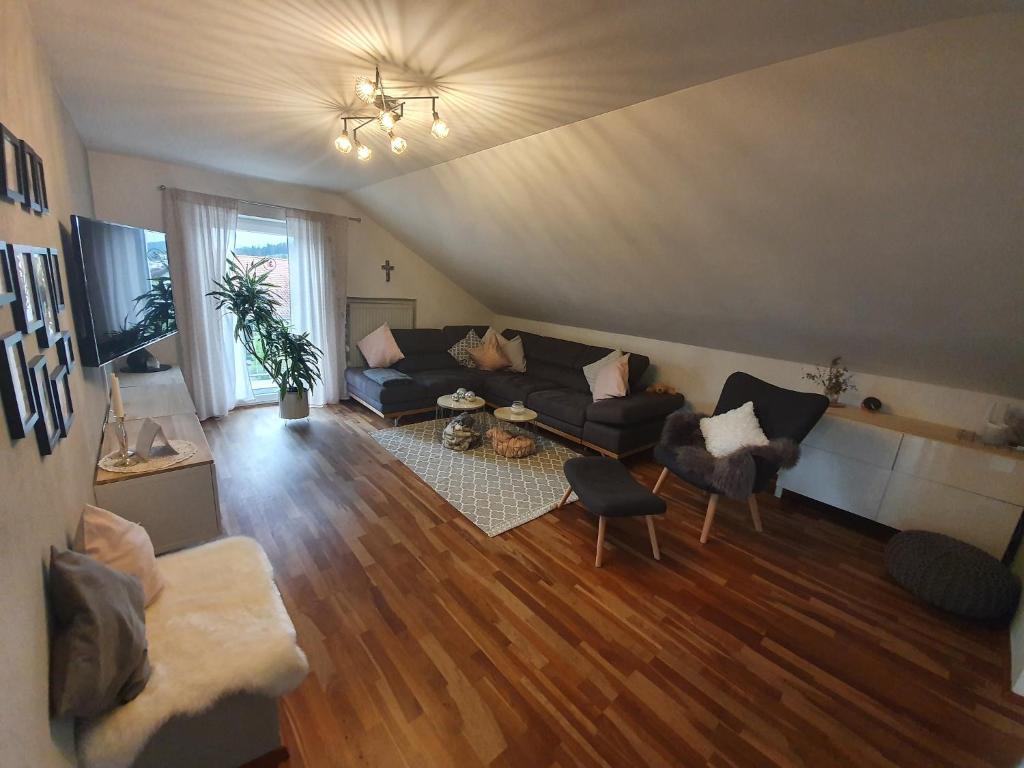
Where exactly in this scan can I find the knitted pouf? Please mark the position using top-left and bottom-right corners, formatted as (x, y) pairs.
(885, 530), (1021, 622)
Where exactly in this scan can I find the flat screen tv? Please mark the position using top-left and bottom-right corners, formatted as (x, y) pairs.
(68, 215), (176, 367)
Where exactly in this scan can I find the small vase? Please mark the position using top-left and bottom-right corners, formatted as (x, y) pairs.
(828, 394), (844, 408)
(279, 389), (309, 420)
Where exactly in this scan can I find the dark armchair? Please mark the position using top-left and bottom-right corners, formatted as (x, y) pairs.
(652, 372), (828, 544)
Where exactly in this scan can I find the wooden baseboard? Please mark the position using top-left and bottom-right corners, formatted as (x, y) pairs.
(348, 393), (434, 423)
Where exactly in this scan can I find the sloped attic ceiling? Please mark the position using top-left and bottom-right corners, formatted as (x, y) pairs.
(348, 14), (1024, 397)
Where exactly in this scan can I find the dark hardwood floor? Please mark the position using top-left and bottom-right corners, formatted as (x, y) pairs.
(204, 403), (1024, 767)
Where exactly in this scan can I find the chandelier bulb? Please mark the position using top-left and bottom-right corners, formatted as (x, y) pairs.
(356, 142), (372, 161)
(389, 132), (408, 155)
(334, 130), (353, 154)
(378, 109), (398, 131)
(354, 75), (377, 103)
(430, 111), (450, 140)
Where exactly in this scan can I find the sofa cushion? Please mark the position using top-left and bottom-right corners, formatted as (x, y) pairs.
(586, 392), (686, 426)
(592, 354), (630, 402)
(443, 325), (490, 349)
(504, 329), (651, 392)
(483, 371), (557, 404)
(346, 367), (427, 406)
(390, 329), (458, 373)
(357, 324), (404, 368)
(527, 388), (591, 427)
(448, 329), (482, 368)
(411, 368), (486, 398)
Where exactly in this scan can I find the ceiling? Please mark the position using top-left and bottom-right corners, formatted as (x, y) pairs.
(348, 14), (1024, 396)
(29, 0), (1012, 193)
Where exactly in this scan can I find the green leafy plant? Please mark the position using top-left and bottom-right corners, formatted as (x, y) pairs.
(207, 255), (322, 398)
(133, 276), (176, 336)
(804, 356), (856, 402)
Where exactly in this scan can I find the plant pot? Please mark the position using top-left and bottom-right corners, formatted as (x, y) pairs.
(279, 389), (309, 420)
(828, 395), (845, 408)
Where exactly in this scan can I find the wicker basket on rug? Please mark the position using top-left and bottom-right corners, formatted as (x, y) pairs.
(486, 427), (536, 458)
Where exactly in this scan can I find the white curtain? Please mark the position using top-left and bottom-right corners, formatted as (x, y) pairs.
(162, 188), (240, 419)
(286, 209), (347, 405)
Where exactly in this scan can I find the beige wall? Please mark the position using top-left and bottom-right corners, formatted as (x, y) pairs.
(86, 151), (491, 366)
(494, 315), (1023, 434)
(351, 14), (1024, 399)
(0, 1), (102, 765)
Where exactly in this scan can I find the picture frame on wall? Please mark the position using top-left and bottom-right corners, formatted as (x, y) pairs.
(19, 142), (47, 215)
(57, 330), (76, 373)
(50, 364), (73, 438)
(3, 243), (44, 334)
(0, 123), (27, 206)
(28, 354), (60, 455)
(1, 331), (39, 439)
(48, 248), (65, 312)
(29, 246), (60, 348)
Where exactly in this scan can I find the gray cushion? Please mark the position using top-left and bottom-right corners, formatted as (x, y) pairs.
(885, 531), (1021, 622)
(586, 392), (686, 426)
(484, 372), (557, 404)
(362, 368), (416, 387)
(49, 547), (151, 718)
(526, 388), (591, 427)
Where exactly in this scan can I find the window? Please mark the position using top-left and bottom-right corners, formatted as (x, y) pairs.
(234, 214), (289, 400)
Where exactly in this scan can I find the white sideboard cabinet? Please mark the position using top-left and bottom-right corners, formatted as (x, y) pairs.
(778, 408), (1024, 559)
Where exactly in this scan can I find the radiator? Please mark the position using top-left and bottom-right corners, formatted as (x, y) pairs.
(346, 297), (416, 366)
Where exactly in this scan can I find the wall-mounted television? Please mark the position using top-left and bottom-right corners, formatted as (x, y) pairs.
(68, 215), (176, 367)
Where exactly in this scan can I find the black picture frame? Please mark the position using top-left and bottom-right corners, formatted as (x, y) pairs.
(57, 330), (76, 373)
(28, 354), (59, 455)
(48, 247), (64, 312)
(20, 141), (42, 214)
(32, 153), (48, 214)
(29, 247), (60, 348)
(50, 364), (73, 438)
(0, 240), (13, 307)
(3, 243), (44, 334)
(1, 331), (39, 439)
(0, 123), (26, 206)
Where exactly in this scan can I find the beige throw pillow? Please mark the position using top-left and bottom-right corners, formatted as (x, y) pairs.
(357, 323), (405, 368)
(83, 504), (165, 606)
(592, 354), (630, 401)
(468, 335), (512, 370)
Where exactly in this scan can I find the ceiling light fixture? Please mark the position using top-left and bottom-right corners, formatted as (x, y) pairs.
(335, 65), (450, 162)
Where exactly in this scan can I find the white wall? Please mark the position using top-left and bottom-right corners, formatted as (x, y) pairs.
(86, 151), (491, 364)
(0, 1), (103, 765)
(494, 314), (1023, 435)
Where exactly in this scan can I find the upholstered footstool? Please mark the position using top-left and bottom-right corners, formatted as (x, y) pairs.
(557, 456), (666, 567)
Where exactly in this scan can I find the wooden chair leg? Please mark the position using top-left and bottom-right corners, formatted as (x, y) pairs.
(595, 516), (607, 567)
(557, 486), (572, 509)
(646, 516), (661, 560)
(748, 494), (763, 533)
(699, 494), (719, 544)
(652, 467), (670, 495)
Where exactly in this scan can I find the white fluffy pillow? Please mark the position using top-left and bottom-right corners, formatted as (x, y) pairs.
(483, 328), (526, 373)
(699, 401), (769, 458)
(583, 350), (623, 393)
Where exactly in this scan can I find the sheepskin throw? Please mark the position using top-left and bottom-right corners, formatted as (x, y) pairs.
(662, 410), (800, 500)
(77, 536), (308, 768)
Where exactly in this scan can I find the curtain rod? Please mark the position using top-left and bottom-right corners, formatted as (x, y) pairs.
(157, 185), (361, 223)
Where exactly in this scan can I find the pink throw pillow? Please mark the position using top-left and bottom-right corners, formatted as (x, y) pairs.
(468, 336), (511, 371)
(592, 354), (630, 402)
(357, 323), (405, 368)
(82, 505), (165, 606)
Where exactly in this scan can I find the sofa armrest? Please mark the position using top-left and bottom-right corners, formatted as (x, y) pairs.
(585, 392), (685, 427)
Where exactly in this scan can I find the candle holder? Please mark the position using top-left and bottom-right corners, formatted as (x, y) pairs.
(112, 414), (140, 467)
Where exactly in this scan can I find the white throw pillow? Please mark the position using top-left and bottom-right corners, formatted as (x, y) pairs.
(583, 350), (623, 393)
(357, 323), (404, 368)
(699, 401), (769, 458)
(448, 330), (482, 368)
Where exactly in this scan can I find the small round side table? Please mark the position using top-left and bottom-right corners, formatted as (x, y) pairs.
(436, 394), (486, 444)
(493, 405), (539, 439)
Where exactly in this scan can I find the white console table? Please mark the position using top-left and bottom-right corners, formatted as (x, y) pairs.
(778, 407), (1024, 559)
(94, 368), (222, 555)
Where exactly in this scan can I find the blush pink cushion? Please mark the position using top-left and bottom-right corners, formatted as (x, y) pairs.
(82, 505), (165, 606)
(357, 323), (405, 368)
(468, 336), (511, 371)
(592, 354), (630, 402)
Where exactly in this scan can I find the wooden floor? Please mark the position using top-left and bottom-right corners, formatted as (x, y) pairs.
(204, 403), (1024, 768)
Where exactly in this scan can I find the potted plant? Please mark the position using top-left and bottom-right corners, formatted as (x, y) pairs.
(208, 256), (323, 420)
(804, 356), (856, 407)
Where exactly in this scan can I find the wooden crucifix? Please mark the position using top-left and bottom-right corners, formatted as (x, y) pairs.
(381, 260), (395, 282)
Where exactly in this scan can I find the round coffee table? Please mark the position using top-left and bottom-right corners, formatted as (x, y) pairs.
(493, 405), (539, 438)
(436, 394), (486, 443)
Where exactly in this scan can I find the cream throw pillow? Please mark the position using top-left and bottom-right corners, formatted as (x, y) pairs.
(583, 350), (623, 393)
(82, 504), (165, 606)
(357, 323), (405, 368)
(468, 335), (511, 370)
(592, 354), (630, 401)
(699, 401), (769, 458)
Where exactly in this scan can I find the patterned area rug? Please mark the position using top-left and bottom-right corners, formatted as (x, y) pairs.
(371, 416), (580, 537)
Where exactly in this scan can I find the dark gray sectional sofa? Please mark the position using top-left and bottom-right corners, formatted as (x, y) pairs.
(345, 325), (685, 457)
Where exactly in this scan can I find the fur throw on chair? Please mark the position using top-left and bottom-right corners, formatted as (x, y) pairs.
(660, 410), (800, 500)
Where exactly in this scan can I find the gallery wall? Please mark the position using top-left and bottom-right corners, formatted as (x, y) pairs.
(0, 1), (104, 765)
